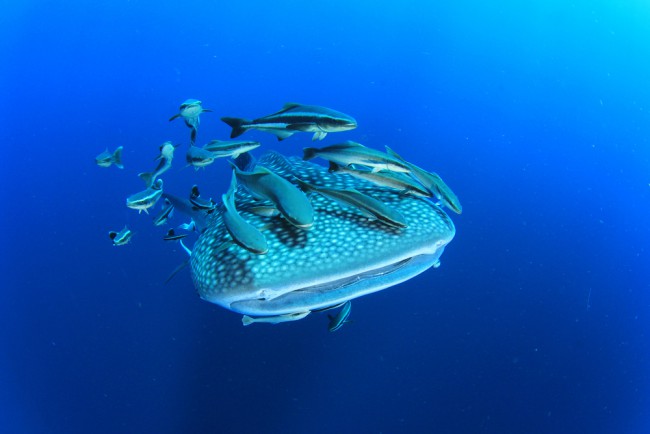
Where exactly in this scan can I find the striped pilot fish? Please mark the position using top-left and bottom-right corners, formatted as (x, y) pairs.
(221, 103), (357, 141)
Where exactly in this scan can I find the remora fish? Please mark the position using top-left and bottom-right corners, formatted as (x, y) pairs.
(386, 147), (462, 214)
(169, 99), (212, 144)
(328, 300), (352, 332)
(96, 146), (123, 169)
(221, 103), (357, 141)
(297, 179), (407, 229)
(189, 185), (216, 212)
(186, 144), (215, 170)
(202, 139), (261, 159)
(108, 226), (132, 246)
(153, 198), (174, 226)
(126, 179), (163, 214)
(222, 172), (268, 254)
(163, 228), (188, 241)
(190, 151), (455, 320)
(139, 141), (178, 188)
(329, 162), (431, 197)
(242, 311), (311, 326)
(303, 141), (410, 173)
(230, 162), (314, 229)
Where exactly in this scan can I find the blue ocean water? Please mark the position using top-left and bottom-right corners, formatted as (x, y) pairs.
(1, 0), (649, 432)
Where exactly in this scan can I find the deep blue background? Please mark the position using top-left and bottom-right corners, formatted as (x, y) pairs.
(1, 1), (649, 433)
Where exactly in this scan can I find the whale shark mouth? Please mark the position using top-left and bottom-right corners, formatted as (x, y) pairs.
(228, 249), (445, 317)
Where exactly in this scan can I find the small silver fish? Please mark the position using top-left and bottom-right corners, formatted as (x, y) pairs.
(186, 145), (215, 170)
(328, 301), (352, 332)
(221, 103), (357, 141)
(96, 146), (124, 169)
(126, 179), (163, 214)
(231, 163), (314, 229)
(108, 226), (132, 246)
(169, 99), (212, 144)
(222, 172), (268, 255)
(139, 141), (178, 188)
(386, 147), (462, 214)
(242, 311), (311, 326)
(202, 139), (261, 159)
(153, 198), (174, 226)
(304, 141), (410, 173)
(297, 179), (407, 229)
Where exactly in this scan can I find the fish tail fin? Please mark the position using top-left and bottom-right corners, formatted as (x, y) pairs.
(138, 172), (154, 188)
(221, 117), (249, 138)
(108, 231), (117, 240)
(112, 146), (124, 169)
(328, 161), (341, 172)
(233, 151), (255, 171)
(302, 147), (317, 161)
(242, 315), (254, 326)
(190, 127), (197, 145)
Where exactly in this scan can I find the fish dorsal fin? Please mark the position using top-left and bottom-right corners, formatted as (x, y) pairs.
(323, 141), (366, 151)
(253, 166), (274, 177)
(269, 103), (302, 117)
(282, 102), (301, 110)
(385, 145), (405, 162)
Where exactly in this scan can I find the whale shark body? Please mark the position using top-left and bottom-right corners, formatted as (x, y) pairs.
(187, 151), (455, 320)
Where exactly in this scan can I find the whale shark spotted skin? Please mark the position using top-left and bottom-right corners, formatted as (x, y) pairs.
(189, 151), (455, 318)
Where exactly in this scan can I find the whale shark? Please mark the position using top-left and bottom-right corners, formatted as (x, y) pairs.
(182, 151), (455, 321)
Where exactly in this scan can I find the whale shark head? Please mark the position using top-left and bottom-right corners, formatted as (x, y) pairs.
(190, 151), (455, 317)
